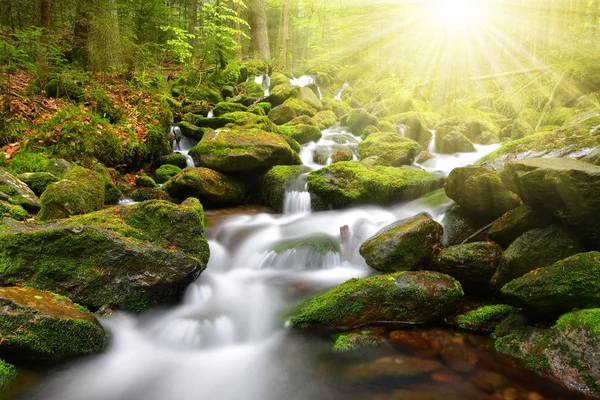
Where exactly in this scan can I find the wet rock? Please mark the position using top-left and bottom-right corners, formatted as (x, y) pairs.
(500, 157), (600, 247)
(490, 225), (584, 292)
(220, 111), (278, 132)
(400, 113), (433, 146)
(313, 110), (337, 130)
(440, 205), (483, 246)
(331, 149), (353, 163)
(501, 252), (600, 319)
(282, 98), (317, 118)
(0, 168), (42, 213)
(212, 101), (248, 117)
(16, 172), (59, 196)
(431, 242), (502, 296)
(358, 133), (423, 167)
(440, 343), (478, 372)
(178, 121), (206, 141)
(268, 72), (288, 90)
(189, 128), (300, 173)
(445, 166), (521, 221)
(259, 165), (311, 212)
(164, 167), (247, 206)
(438, 131), (476, 154)
(0, 286), (106, 361)
(0, 200), (209, 312)
(307, 161), (445, 209)
(488, 205), (553, 248)
(291, 271), (463, 328)
(456, 304), (518, 332)
(346, 108), (379, 136)
(389, 330), (439, 356)
(0, 359), (16, 395)
(360, 214), (443, 273)
(267, 83), (300, 107)
(469, 370), (509, 393)
(135, 173), (157, 188)
(37, 166), (105, 221)
(158, 154), (188, 169)
(155, 164), (182, 184)
(343, 355), (444, 381)
(268, 104), (297, 125)
(131, 188), (173, 202)
(332, 330), (383, 353)
(296, 87), (322, 110)
(278, 124), (322, 144)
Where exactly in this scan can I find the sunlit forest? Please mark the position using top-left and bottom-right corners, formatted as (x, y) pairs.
(1, 1), (600, 400)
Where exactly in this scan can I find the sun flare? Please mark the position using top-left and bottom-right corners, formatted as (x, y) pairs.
(431, 0), (484, 30)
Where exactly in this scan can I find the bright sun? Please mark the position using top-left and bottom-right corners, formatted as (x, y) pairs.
(431, 0), (484, 31)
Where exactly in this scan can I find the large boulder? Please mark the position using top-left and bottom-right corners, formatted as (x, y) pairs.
(445, 166), (521, 221)
(488, 205), (553, 248)
(358, 133), (423, 166)
(501, 252), (600, 319)
(431, 242), (502, 297)
(164, 167), (247, 206)
(282, 98), (317, 118)
(291, 271), (463, 328)
(268, 104), (297, 125)
(267, 83), (300, 107)
(490, 225), (584, 291)
(221, 112), (278, 132)
(212, 101), (248, 117)
(500, 158), (600, 246)
(437, 131), (476, 154)
(277, 124), (322, 145)
(296, 87), (322, 110)
(359, 214), (443, 273)
(313, 110), (337, 130)
(0, 200), (209, 312)
(0, 287), (106, 361)
(0, 168), (41, 213)
(178, 121), (206, 141)
(259, 165), (311, 213)
(345, 108), (379, 136)
(307, 161), (445, 209)
(154, 164), (182, 184)
(16, 172), (59, 197)
(189, 128), (301, 173)
(37, 166), (106, 221)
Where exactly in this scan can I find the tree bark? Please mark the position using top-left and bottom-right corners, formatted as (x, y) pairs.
(40, 0), (52, 28)
(230, 0), (242, 55)
(188, 0), (198, 55)
(247, 0), (270, 61)
(275, 0), (290, 69)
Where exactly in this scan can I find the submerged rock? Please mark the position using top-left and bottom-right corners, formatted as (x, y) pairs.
(307, 161), (445, 209)
(360, 214), (443, 273)
(290, 271), (463, 328)
(456, 304), (517, 332)
(259, 165), (311, 213)
(0, 200), (209, 312)
(431, 242), (502, 297)
(189, 128), (301, 173)
(0, 168), (41, 213)
(0, 286), (106, 361)
(445, 166), (521, 221)
(501, 252), (600, 319)
(343, 355), (444, 381)
(164, 167), (247, 206)
(490, 225), (585, 292)
(358, 132), (423, 166)
(331, 330), (383, 353)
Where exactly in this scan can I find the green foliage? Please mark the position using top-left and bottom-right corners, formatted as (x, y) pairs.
(89, 89), (123, 123)
(4, 151), (50, 175)
(159, 26), (194, 63)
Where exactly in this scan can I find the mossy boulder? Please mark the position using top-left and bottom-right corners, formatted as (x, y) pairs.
(307, 161), (445, 209)
(500, 158), (600, 246)
(346, 108), (378, 136)
(323, 99), (352, 118)
(37, 167), (105, 221)
(268, 104), (297, 125)
(0, 287), (106, 361)
(184, 116), (233, 130)
(131, 188), (173, 202)
(0, 168), (41, 213)
(277, 124), (322, 145)
(46, 158), (72, 177)
(439, 205), (481, 246)
(488, 205), (553, 248)
(178, 121), (206, 141)
(479, 131), (500, 145)
(189, 128), (301, 173)
(158, 154), (188, 169)
(445, 166), (521, 221)
(360, 214), (443, 273)
(490, 225), (584, 292)
(16, 172), (59, 196)
(501, 252), (600, 319)
(222, 112), (278, 132)
(0, 359), (16, 395)
(313, 110), (337, 130)
(0, 200), (209, 312)
(248, 102), (271, 115)
(259, 165), (311, 212)
(0, 201), (28, 222)
(268, 72), (289, 90)
(331, 149), (353, 163)
(290, 271), (463, 328)
(155, 164), (182, 184)
(296, 87), (322, 110)
(282, 98), (317, 118)
(267, 83), (300, 107)
(135, 173), (157, 188)
(45, 77), (85, 102)
(399, 113), (432, 146)
(238, 81), (265, 98)
(456, 304), (518, 332)
(164, 167), (247, 206)
(213, 102), (248, 117)
(358, 133), (423, 166)
(91, 163), (122, 205)
(431, 242), (503, 297)
(437, 131), (476, 154)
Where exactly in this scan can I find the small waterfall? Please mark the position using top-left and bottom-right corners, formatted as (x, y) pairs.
(117, 197), (136, 206)
(317, 86), (323, 100)
(428, 130), (437, 153)
(171, 126), (198, 168)
(394, 123), (406, 136)
(335, 81), (350, 100)
(289, 75), (315, 87)
(283, 173), (311, 214)
(254, 74), (270, 96)
(207, 110), (214, 118)
(256, 248), (341, 271)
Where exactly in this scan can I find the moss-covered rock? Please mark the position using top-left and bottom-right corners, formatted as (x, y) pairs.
(91, 163), (122, 205)
(491, 225), (584, 292)
(0, 168), (41, 213)
(248, 102), (271, 115)
(16, 172), (59, 196)
(259, 165), (311, 212)
(268, 72), (289, 90)
(189, 128), (301, 173)
(282, 98), (317, 118)
(0, 200), (209, 312)
(268, 104), (297, 125)
(178, 121), (206, 141)
(307, 161), (445, 209)
(431, 242), (503, 297)
(291, 271), (463, 328)
(437, 131), (476, 154)
(323, 99), (352, 118)
(267, 83), (300, 107)
(131, 188), (173, 202)
(445, 166), (521, 221)
(0, 286), (106, 361)
(155, 164), (182, 184)
(0, 359), (16, 395)
(313, 110), (337, 130)
(500, 157), (600, 246)
(488, 205), (553, 248)
(213, 102), (248, 117)
(478, 131), (500, 145)
(0, 201), (28, 222)
(346, 108), (378, 136)
(456, 304), (518, 332)
(222, 111), (278, 133)
(332, 330), (382, 353)
(358, 133), (423, 166)
(164, 167), (247, 206)
(45, 77), (85, 102)
(158, 154), (188, 169)
(331, 149), (353, 163)
(135, 173), (157, 188)
(399, 113), (432, 146)
(37, 167), (105, 221)
(501, 252), (600, 319)
(439, 205), (482, 246)
(46, 158), (72, 177)
(360, 214), (443, 273)
(296, 87), (322, 110)
(277, 124), (322, 145)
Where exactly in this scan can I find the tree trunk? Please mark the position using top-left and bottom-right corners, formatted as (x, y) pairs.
(247, 0), (270, 61)
(276, 0), (290, 69)
(230, 0), (242, 55)
(188, 0), (198, 55)
(40, 0), (52, 28)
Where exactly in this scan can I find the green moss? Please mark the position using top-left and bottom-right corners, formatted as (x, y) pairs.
(268, 84), (301, 106)
(158, 154), (188, 169)
(260, 165), (310, 212)
(16, 172), (59, 196)
(332, 330), (381, 353)
(89, 89), (123, 123)
(213, 102), (248, 117)
(457, 305), (518, 332)
(358, 132), (423, 166)
(155, 164), (182, 184)
(313, 110), (338, 130)
(221, 112), (278, 133)
(555, 308), (600, 338)
(136, 173), (157, 188)
(269, 72), (289, 90)
(0, 202), (28, 221)
(283, 98), (318, 118)
(5, 151), (50, 175)
(45, 77), (85, 102)
(131, 188), (173, 202)
(250, 102), (272, 114)
(164, 167), (248, 206)
(273, 234), (340, 254)
(238, 81), (265, 98)
(277, 124), (321, 145)
(0, 359), (17, 394)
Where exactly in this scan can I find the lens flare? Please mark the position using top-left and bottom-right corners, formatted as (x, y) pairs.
(431, 0), (484, 31)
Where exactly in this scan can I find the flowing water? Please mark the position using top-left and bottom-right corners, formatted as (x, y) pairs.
(18, 119), (578, 400)
(171, 126), (197, 168)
